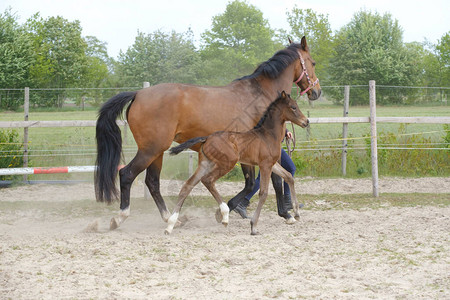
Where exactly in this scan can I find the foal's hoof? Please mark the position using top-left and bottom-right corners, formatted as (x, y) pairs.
(110, 217), (119, 230)
(251, 230), (260, 236)
(176, 215), (189, 228)
(215, 208), (223, 223)
(164, 229), (171, 235)
(294, 215), (300, 221)
(285, 217), (296, 225)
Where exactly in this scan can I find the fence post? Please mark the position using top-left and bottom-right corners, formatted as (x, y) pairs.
(188, 153), (194, 177)
(23, 87), (29, 181)
(306, 111), (310, 141)
(369, 80), (379, 197)
(341, 85), (350, 176)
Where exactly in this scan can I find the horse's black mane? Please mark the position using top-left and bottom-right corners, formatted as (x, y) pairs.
(253, 94), (288, 129)
(235, 43), (303, 81)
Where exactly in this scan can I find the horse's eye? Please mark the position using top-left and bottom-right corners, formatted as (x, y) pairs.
(312, 61), (316, 67)
(290, 106), (297, 110)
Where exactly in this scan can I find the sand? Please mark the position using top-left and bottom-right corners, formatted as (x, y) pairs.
(0, 177), (449, 299)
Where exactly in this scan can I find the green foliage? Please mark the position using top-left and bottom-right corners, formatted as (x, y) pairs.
(285, 7), (333, 81)
(329, 10), (422, 105)
(0, 5), (448, 108)
(0, 9), (34, 108)
(0, 9), (34, 88)
(116, 29), (201, 86)
(443, 124), (450, 148)
(26, 14), (88, 90)
(0, 129), (23, 180)
(291, 124), (449, 178)
(200, 0), (279, 85)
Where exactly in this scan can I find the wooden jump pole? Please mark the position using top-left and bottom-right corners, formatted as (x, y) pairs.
(369, 80), (379, 197)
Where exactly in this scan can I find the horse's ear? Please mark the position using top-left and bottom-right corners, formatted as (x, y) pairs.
(288, 37), (293, 44)
(281, 91), (287, 99)
(301, 36), (308, 51)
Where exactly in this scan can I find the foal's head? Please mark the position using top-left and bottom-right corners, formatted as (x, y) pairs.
(278, 91), (309, 128)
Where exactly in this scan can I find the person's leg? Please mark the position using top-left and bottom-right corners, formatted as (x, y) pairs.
(280, 149), (296, 209)
(234, 171), (260, 218)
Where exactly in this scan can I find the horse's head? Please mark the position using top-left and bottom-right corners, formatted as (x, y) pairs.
(291, 36), (321, 101)
(279, 91), (309, 128)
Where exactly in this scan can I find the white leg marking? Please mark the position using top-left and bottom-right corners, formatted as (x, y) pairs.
(285, 216), (296, 225)
(110, 206), (131, 230)
(165, 212), (179, 235)
(219, 202), (230, 225)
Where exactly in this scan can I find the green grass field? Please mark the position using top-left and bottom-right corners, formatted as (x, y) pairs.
(1, 101), (449, 181)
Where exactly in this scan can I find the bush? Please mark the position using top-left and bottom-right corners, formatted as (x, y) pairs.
(0, 129), (24, 180)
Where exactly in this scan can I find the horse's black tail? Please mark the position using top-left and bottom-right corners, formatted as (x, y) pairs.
(95, 91), (137, 203)
(169, 137), (207, 155)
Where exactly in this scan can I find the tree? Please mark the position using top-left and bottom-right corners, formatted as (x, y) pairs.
(26, 14), (88, 90)
(435, 32), (450, 87)
(81, 36), (109, 88)
(116, 29), (201, 86)
(285, 7), (333, 81)
(0, 8), (34, 88)
(200, 0), (279, 85)
(329, 10), (420, 104)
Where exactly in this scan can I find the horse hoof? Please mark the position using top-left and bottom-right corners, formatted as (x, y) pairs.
(175, 215), (189, 228)
(285, 217), (296, 225)
(215, 208), (223, 223)
(294, 215), (300, 221)
(251, 230), (260, 236)
(222, 221), (228, 227)
(110, 217), (119, 230)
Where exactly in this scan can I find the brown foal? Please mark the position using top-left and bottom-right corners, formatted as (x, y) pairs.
(167, 91), (309, 235)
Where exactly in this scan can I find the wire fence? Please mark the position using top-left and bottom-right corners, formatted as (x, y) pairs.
(1, 84), (449, 182)
(0, 85), (449, 111)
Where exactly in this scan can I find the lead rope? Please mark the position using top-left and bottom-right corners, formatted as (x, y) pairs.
(286, 123), (296, 158)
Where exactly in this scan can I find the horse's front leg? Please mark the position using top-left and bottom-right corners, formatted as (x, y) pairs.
(250, 166), (272, 235)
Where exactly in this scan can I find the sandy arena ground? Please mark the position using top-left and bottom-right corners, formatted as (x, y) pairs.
(0, 177), (449, 299)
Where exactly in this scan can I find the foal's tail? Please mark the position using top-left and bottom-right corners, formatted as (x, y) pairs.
(95, 91), (137, 203)
(169, 137), (207, 155)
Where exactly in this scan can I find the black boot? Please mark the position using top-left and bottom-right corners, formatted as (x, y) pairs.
(284, 194), (293, 210)
(234, 198), (249, 219)
(284, 194), (305, 210)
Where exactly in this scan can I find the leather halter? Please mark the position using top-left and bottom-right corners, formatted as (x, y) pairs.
(294, 52), (319, 96)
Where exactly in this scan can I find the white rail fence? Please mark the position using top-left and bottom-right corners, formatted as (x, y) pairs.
(1, 81), (449, 197)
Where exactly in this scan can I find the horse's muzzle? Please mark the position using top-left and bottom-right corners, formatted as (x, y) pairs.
(308, 89), (321, 101)
(299, 118), (309, 128)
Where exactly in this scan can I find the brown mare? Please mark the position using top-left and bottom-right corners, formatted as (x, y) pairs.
(166, 91), (309, 235)
(95, 37), (321, 230)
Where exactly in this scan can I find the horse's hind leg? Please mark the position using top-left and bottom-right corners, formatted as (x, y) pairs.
(110, 149), (156, 230)
(201, 167), (233, 226)
(145, 154), (170, 222)
(165, 157), (215, 235)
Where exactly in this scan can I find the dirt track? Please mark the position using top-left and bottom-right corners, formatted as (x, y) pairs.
(0, 177), (449, 299)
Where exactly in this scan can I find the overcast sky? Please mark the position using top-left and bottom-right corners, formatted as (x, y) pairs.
(1, 0), (449, 58)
